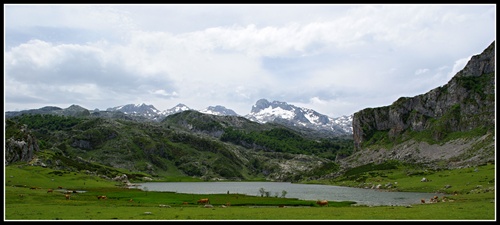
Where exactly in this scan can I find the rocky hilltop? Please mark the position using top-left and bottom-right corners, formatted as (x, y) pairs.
(345, 41), (495, 169)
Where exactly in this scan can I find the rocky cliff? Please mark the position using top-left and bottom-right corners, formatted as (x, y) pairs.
(347, 41), (495, 169)
(5, 120), (40, 166)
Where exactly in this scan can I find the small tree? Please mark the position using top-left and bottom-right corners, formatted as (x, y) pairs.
(259, 188), (266, 197)
(281, 190), (288, 198)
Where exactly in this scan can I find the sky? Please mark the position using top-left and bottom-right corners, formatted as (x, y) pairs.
(3, 4), (496, 118)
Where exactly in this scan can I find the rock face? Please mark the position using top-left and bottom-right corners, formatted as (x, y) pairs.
(5, 123), (40, 166)
(348, 41), (495, 168)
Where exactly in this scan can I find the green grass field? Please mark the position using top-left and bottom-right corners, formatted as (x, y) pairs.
(4, 163), (496, 221)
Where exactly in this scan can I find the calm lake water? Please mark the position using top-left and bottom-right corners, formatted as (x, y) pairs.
(130, 181), (440, 206)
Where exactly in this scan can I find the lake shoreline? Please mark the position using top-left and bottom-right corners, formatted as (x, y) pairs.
(128, 181), (441, 206)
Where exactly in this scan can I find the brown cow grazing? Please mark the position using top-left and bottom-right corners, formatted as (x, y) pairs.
(65, 194), (71, 200)
(57, 186), (63, 189)
(316, 200), (329, 207)
(47, 189), (53, 193)
(97, 195), (108, 200)
(421, 199), (426, 204)
(197, 198), (210, 204)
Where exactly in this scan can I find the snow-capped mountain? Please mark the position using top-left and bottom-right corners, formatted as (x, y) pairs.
(200, 105), (239, 116)
(106, 103), (193, 121)
(245, 99), (352, 135)
(106, 103), (161, 120)
(160, 103), (191, 116)
(8, 100), (353, 135)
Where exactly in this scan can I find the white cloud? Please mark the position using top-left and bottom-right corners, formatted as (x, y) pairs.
(151, 89), (178, 98)
(415, 68), (429, 75)
(4, 4), (496, 117)
(449, 56), (472, 79)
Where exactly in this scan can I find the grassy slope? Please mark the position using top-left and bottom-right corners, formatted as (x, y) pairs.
(4, 162), (495, 221)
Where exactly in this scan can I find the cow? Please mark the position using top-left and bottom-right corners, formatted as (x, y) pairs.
(316, 200), (329, 207)
(65, 194), (71, 200)
(197, 198), (210, 204)
(421, 199), (426, 204)
(97, 195), (108, 200)
(47, 189), (53, 193)
(57, 186), (63, 189)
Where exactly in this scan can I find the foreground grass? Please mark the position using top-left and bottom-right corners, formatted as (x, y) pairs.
(5, 200), (495, 220)
(4, 163), (496, 221)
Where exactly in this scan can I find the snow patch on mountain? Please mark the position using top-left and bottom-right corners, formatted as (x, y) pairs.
(245, 99), (352, 135)
(107, 103), (161, 120)
(200, 105), (238, 116)
(160, 103), (191, 116)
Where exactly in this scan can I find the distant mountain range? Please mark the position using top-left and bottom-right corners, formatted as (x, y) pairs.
(5, 99), (353, 136)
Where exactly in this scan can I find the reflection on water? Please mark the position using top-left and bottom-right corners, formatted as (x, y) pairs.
(130, 181), (441, 206)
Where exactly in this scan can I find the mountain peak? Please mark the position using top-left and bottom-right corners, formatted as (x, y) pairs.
(200, 105), (238, 116)
(159, 103), (191, 116)
(106, 103), (160, 119)
(251, 99), (294, 114)
(246, 99), (352, 135)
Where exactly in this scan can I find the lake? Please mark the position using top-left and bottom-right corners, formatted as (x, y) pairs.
(129, 181), (441, 206)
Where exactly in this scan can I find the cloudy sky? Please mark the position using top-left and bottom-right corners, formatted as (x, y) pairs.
(4, 4), (496, 117)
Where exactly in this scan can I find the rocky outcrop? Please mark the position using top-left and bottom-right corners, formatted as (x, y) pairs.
(340, 132), (494, 170)
(5, 123), (40, 165)
(349, 41), (495, 168)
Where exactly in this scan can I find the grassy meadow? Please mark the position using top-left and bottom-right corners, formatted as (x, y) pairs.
(4, 162), (496, 221)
